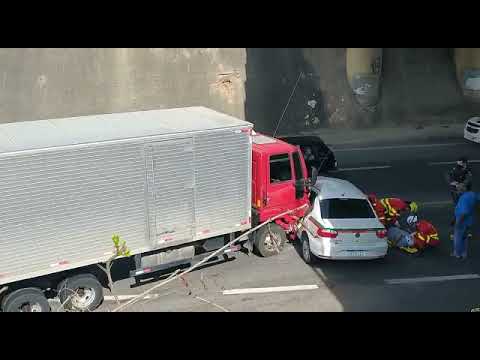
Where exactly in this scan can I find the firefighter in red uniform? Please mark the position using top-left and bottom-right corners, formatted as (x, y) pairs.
(368, 195), (418, 227)
(368, 194), (386, 223)
(406, 215), (440, 252)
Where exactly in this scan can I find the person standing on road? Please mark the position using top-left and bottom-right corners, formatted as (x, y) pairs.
(302, 146), (315, 162)
(448, 157), (473, 205)
(452, 183), (478, 259)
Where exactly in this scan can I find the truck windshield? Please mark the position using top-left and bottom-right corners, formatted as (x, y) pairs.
(270, 154), (292, 183)
(320, 198), (375, 219)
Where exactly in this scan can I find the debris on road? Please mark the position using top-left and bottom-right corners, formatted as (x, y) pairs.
(194, 296), (229, 312)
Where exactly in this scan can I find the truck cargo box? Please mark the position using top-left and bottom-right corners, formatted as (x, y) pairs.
(0, 107), (252, 286)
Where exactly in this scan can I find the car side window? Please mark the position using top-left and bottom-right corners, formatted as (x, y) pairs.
(317, 143), (329, 157)
(269, 153), (292, 183)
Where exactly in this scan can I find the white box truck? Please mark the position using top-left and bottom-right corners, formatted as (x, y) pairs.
(0, 107), (253, 312)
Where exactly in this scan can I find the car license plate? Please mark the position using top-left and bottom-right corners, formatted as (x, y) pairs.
(346, 251), (367, 257)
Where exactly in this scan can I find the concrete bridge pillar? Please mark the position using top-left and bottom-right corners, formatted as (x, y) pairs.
(455, 48), (480, 103)
(346, 48), (382, 109)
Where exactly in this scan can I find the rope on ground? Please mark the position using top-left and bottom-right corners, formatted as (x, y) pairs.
(112, 204), (308, 312)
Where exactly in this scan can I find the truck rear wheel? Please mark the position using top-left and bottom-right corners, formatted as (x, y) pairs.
(57, 274), (104, 312)
(2, 288), (50, 312)
(255, 223), (286, 257)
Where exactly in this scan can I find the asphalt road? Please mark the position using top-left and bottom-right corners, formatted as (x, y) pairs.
(97, 127), (480, 312)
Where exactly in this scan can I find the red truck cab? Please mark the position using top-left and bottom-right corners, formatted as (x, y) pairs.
(250, 132), (311, 256)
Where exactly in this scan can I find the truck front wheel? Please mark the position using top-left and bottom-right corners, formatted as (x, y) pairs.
(255, 223), (286, 257)
(57, 274), (104, 312)
(1, 288), (51, 312)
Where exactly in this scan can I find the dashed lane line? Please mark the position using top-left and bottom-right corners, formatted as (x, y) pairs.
(385, 274), (480, 285)
(222, 285), (319, 295)
(333, 143), (465, 153)
(428, 160), (480, 166)
(333, 165), (392, 172)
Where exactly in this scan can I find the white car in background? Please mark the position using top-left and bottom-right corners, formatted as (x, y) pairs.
(298, 177), (388, 263)
(464, 117), (480, 143)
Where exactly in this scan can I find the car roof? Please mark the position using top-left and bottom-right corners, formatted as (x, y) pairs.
(312, 176), (367, 200)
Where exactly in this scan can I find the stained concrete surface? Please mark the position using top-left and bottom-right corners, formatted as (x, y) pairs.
(245, 48), (480, 134)
(0, 48), (246, 123)
(1, 48), (478, 135)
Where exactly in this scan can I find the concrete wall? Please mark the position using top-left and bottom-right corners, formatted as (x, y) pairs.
(1, 48), (479, 134)
(0, 48), (246, 123)
(378, 48), (467, 125)
(245, 48), (380, 134)
(245, 48), (480, 133)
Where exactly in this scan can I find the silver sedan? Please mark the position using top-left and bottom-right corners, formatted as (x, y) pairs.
(297, 177), (388, 263)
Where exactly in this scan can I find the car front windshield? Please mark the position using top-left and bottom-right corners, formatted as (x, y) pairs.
(320, 198), (375, 219)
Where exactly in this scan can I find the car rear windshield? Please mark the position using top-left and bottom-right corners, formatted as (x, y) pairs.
(320, 198), (375, 219)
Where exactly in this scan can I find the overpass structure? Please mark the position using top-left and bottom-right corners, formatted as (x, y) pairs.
(0, 48), (479, 134)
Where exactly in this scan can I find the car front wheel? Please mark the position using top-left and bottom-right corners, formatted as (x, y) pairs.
(301, 234), (315, 264)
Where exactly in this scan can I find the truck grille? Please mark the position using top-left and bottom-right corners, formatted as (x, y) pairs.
(467, 121), (480, 128)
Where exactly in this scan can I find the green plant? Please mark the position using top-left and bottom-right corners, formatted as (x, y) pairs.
(95, 234), (132, 307)
(112, 234), (131, 257)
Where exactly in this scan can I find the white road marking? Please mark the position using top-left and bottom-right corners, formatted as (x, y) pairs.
(104, 294), (161, 301)
(223, 284), (319, 295)
(421, 200), (452, 207)
(333, 165), (391, 172)
(385, 274), (480, 285)
(334, 142), (465, 152)
(428, 160), (480, 166)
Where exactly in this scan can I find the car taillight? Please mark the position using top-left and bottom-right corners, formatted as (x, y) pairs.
(317, 228), (338, 238)
(376, 229), (387, 238)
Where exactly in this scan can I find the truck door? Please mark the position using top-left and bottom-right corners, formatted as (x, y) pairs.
(266, 153), (296, 210)
(145, 138), (195, 246)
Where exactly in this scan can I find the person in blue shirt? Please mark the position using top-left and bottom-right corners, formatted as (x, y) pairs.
(452, 183), (478, 259)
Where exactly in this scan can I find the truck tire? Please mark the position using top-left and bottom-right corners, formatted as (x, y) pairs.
(57, 274), (104, 312)
(255, 223), (286, 257)
(301, 233), (315, 265)
(2, 288), (50, 312)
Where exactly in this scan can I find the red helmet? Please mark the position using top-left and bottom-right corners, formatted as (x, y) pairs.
(368, 194), (379, 208)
